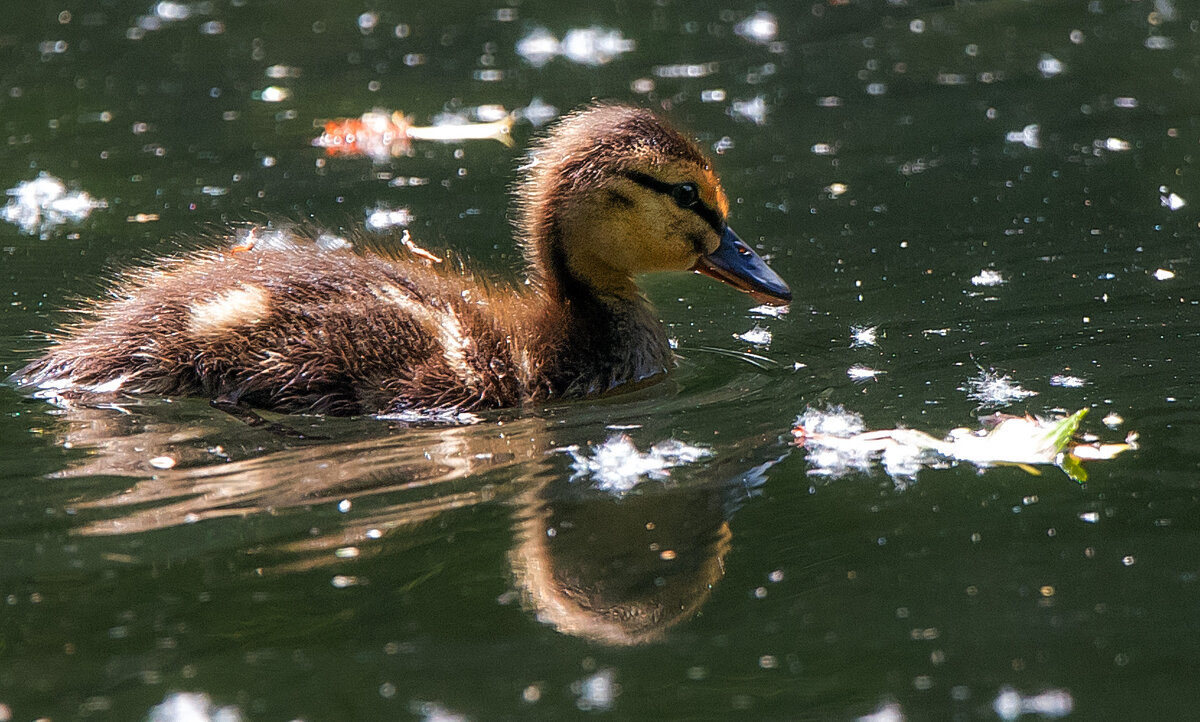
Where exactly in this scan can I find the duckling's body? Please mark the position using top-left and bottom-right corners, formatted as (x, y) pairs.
(15, 104), (790, 415)
(22, 238), (673, 414)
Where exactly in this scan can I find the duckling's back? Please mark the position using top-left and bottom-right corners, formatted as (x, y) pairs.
(16, 239), (541, 415)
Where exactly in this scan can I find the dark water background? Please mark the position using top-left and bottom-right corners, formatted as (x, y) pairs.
(2, 0), (1199, 719)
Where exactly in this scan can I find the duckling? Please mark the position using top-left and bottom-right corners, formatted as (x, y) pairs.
(14, 103), (791, 416)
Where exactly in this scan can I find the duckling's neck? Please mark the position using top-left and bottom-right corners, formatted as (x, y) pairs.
(536, 230), (674, 396)
(544, 289), (673, 397)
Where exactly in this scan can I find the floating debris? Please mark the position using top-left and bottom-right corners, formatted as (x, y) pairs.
(1160, 188), (1186, 211)
(516, 26), (634, 67)
(654, 63), (719, 80)
(1049, 374), (1087, 388)
(993, 686), (1074, 721)
(848, 365), (885, 382)
(573, 668), (619, 712)
(562, 27), (635, 66)
(793, 407), (1136, 482)
(146, 692), (245, 722)
(825, 182), (849, 199)
(375, 408), (481, 426)
(229, 225), (359, 256)
(796, 405), (865, 437)
(735, 325), (772, 346)
(970, 269), (1006, 287)
(408, 113), (516, 145)
(256, 86), (290, 103)
(851, 325), (880, 347)
(265, 64), (301, 79)
(365, 205), (413, 231)
(153, 1), (197, 22)
(397, 229), (443, 263)
(942, 411), (1090, 467)
(792, 406), (874, 478)
(565, 435), (711, 494)
(356, 11), (379, 33)
(517, 97), (559, 127)
(313, 110), (514, 163)
(857, 700), (905, 722)
(315, 111), (411, 162)
(1005, 123), (1041, 149)
(148, 456), (176, 470)
(734, 11), (778, 45)
(228, 225), (302, 253)
(749, 303), (789, 318)
(127, 1), (213, 40)
(1037, 54), (1065, 78)
(2, 173), (106, 237)
(410, 700), (467, 722)
(965, 369), (1038, 409)
(515, 27), (560, 67)
(1153, 0), (1179, 23)
(730, 95), (768, 125)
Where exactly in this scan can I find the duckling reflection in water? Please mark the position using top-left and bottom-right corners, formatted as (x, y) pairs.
(511, 477), (734, 646)
(47, 402), (770, 646)
(55, 406), (750, 645)
(14, 103), (791, 415)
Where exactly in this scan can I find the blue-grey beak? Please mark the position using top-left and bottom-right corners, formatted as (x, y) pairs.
(692, 226), (791, 306)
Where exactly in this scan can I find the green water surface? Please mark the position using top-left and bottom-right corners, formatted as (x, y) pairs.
(2, 1), (1199, 719)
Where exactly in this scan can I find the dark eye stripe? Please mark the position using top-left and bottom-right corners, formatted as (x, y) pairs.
(621, 171), (725, 235)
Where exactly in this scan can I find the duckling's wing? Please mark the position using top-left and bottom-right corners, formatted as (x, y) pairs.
(16, 247), (532, 415)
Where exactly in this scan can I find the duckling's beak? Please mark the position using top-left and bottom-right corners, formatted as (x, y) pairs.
(692, 226), (792, 306)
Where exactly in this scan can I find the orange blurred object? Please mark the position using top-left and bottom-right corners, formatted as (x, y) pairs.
(314, 112), (413, 162)
(313, 110), (514, 162)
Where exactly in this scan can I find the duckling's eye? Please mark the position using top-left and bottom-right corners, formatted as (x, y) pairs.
(671, 183), (700, 208)
(622, 171), (724, 232)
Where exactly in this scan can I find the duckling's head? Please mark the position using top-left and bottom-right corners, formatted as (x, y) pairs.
(517, 103), (791, 306)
